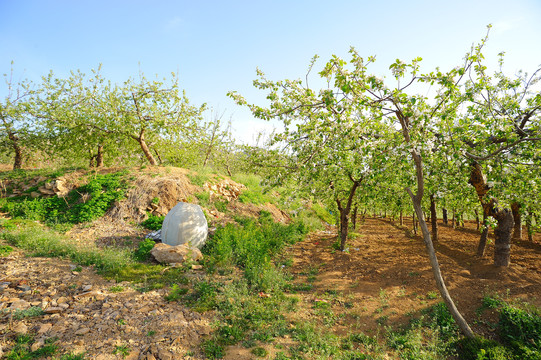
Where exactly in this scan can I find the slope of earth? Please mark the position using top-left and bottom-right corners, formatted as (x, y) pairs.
(286, 217), (541, 341)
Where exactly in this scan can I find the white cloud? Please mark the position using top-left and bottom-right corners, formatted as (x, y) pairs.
(164, 16), (183, 32)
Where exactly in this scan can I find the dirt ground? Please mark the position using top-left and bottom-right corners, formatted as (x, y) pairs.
(287, 217), (541, 337)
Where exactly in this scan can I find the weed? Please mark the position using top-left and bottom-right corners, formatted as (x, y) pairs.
(109, 285), (124, 293)
(140, 213), (164, 230)
(201, 339), (225, 359)
(187, 172), (210, 187)
(498, 305), (541, 351)
(8, 306), (45, 320)
(165, 284), (189, 301)
(312, 203), (335, 224)
(251, 347), (268, 357)
(3, 334), (58, 359)
(427, 291), (439, 300)
(0, 171), (128, 225)
(194, 191), (210, 206)
(113, 345), (130, 358)
(376, 315), (389, 325)
(0, 244), (14, 256)
(59, 353), (87, 360)
(147, 330), (156, 337)
(134, 238), (156, 261)
(214, 200), (228, 212)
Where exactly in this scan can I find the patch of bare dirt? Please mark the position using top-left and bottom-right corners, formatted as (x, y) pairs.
(286, 217), (541, 339)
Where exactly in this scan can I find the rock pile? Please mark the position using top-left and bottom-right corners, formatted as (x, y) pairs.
(203, 179), (245, 201)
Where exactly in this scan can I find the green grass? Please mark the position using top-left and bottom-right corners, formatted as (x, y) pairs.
(312, 203), (335, 224)
(187, 171), (211, 187)
(3, 334), (59, 360)
(0, 223), (133, 272)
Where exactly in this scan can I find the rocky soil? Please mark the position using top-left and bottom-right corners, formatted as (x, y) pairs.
(0, 250), (212, 359)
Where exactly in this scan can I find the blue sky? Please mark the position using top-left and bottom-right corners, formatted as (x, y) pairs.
(2, 0), (540, 143)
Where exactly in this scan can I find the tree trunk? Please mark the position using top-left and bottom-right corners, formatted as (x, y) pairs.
(442, 208), (448, 225)
(338, 207), (349, 251)
(477, 212), (489, 257)
(334, 176), (362, 251)
(526, 212), (533, 242)
(469, 162), (514, 266)
(430, 194), (438, 242)
(399, 210), (403, 226)
(403, 148), (474, 339)
(412, 211), (418, 235)
(96, 145), (104, 167)
(511, 202), (522, 240)
(352, 205), (358, 230)
(135, 130), (158, 166)
(493, 210), (514, 266)
(395, 109), (474, 338)
(452, 210), (456, 229)
(475, 209), (480, 230)
(8, 132), (23, 170)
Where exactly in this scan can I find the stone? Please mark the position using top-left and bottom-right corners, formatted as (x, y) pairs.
(10, 299), (30, 310)
(38, 323), (53, 334)
(146, 229), (162, 241)
(53, 179), (69, 197)
(16, 284), (32, 292)
(45, 307), (64, 314)
(459, 269), (471, 277)
(13, 322), (28, 335)
(75, 327), (90, 335)
(31, 339), (44, 352)
(161, 203), (208, 249)
(151, 243), (203, 265)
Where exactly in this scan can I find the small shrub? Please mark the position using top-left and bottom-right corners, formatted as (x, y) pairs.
(251, 347), (268, 357)
(10, 306), (45, 320)
(165, 284), (189, 301)
(0, 244), (13, 256)
(201, 339), (225, 359)
(454, 337), (512, 360)
(113, 345), (130, 358)
(140, 214), (164, 230)
(134, 238), (156, 262)
(499, 305), (541, 351)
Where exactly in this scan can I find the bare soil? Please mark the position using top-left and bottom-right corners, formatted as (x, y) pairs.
(287, 217), (541, 337)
